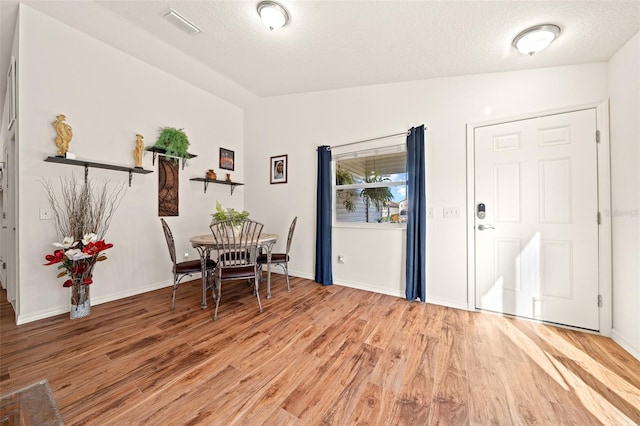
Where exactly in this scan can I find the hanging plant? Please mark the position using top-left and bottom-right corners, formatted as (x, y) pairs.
(336, 167), (357, 212)
(151, 127), (191, 165)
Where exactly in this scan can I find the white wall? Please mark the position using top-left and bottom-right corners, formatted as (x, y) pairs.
(16, 5), (245, 323)
(245, 63), (608, 309)
(12, 4), (635, 349)
(608, 31), (640, 359)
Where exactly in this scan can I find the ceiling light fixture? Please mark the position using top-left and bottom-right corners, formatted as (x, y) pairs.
(162, 8), (203, 35)
(257, 1), (289, 31)
(512, 24), (561, 56)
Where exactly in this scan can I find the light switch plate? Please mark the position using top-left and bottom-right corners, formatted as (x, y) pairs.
(39, 208), (52, 220)
(443, 207), (460, 219)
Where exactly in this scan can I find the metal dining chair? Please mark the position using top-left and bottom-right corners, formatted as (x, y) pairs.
(209, 218), (264, 320)
(258, 216), (297, 292)
(161, 218), (216, 310)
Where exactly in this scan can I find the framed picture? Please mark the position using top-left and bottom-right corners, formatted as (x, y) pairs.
(6, 57), (16, 131)
(270, 154), (288, 184)
(219, 148), (234, 171)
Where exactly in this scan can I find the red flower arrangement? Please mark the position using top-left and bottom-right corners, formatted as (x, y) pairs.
(44, 233), (113, 290)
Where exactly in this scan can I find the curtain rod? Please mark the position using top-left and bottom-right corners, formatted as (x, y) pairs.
(315, 126), (426, 151)
(331, 131), (409, 150)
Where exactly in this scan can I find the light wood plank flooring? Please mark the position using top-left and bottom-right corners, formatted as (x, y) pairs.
(1, 275), (639, 425)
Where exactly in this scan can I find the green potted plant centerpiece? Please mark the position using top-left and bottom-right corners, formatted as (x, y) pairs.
(211, 201), (249, 233)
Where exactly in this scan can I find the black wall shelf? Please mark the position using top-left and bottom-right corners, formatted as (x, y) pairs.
(145, 146), (197, 170)
(190, 177), (244, 195)
(44, 156), (152, 186)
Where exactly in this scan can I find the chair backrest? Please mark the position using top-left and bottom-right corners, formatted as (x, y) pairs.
(210, 219), (264, 267)
(160, 218), (177, 266)
(286, 216), (298, 254)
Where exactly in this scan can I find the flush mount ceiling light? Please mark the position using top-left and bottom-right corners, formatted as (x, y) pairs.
(162, 8), (203, 35)
(512, 24), (561, 56)
(257, 1), (289, 31)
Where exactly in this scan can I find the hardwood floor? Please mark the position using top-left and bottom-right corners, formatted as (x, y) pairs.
(1, 276), (639, 425)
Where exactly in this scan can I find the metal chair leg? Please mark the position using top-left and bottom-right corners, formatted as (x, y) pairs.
(207, 270), (217, 302)
(254, 274), (263, 313)
(284, 263), (290, 291)
(214, 277), (222, 320)
(171, 273), (178, 311)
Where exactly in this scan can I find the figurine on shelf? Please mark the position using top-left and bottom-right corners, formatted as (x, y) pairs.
(134, 134), (144, 168)
(53, 114), (73, 157)
(225, 173), (231, 182)
(206, 169), (217, 180)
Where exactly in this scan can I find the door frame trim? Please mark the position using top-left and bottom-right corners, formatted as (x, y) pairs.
(466, 101), (612, 336)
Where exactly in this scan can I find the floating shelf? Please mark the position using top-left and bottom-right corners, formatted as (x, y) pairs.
(44, 156), (152, 186)
(145, 146), (197, 170)
(190, 177), (244, 195)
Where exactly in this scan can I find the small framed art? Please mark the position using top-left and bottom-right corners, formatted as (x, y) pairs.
(219, 148), (234, 171)
(270, 154), (288, 184)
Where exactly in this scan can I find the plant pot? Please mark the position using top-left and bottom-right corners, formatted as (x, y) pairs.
(223, 223), (243, 236)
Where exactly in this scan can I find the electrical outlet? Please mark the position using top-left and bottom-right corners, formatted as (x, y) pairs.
(39, 207), (52, 220)
(443, 207), (460, 219)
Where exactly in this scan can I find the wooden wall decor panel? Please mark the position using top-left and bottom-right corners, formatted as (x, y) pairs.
(158, 156), (178, 216)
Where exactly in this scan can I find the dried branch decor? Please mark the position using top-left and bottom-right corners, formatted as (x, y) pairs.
(42, 177), (125, 241)
(42, 176), (125, 318)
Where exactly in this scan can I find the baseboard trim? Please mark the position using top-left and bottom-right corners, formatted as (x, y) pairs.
(17, 306), (69, 324)
(17, 280), (172, 325)
(287, 271), (404, 299)
(425, 296), (469, 311)
(332, 280), (404, 299)
(290, 270), (470, 310)
(286, 269), (314, 281)
(611, 329), (640, 361)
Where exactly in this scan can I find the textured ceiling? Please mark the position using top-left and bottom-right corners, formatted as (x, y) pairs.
(1, 1), (639, 108)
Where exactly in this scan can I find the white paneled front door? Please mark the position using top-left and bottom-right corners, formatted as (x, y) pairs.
(474, 109), (599, 330)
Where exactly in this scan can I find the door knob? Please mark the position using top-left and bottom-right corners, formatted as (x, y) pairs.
(478, 224), (495, 231)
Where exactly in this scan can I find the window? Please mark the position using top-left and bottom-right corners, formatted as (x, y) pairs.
(333, 145), (407, 224)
